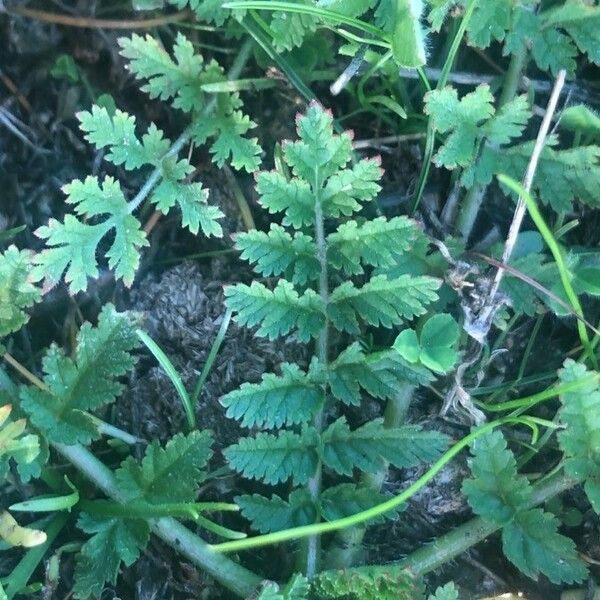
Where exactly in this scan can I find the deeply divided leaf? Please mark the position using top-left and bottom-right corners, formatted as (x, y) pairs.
(19, 305), (138, 444)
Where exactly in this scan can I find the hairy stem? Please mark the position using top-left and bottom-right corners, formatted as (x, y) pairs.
(324, 384), (415, 569)
(54, 442), (262, 598)
(127, 37), (254, 214)
(455, 47), (529, 242)
(302, 166), (329, 577)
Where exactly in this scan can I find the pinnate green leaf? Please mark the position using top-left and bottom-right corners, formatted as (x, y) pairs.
(225, 280), (325, 342)
(327, 216), (418, 275)
(74, 514), (149, 600)
(235, 225), (319, 284)
(0, 246), (40, 338)
(425, 85), (495, 169)
(224, 428), (319, 485)
(328, 274), (440, 334)
(236, 489), (315, 534)
(329, 342), (433, 406)
(256, 171), (315, 228)
(463, 429), (587, 584)
(20, 305), (138, 444)
(115, 431), (213, 503)
(283, 102), (353, 182)
(220, 362), (323, 429)
(321, 157), (382, 217)
(322, 417), (448, 476)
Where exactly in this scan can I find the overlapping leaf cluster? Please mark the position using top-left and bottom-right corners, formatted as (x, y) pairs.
(33, 33), (260, 294)
(222, 103), (451, 535)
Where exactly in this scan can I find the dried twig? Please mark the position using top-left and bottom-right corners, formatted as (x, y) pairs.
(5, 5), (190, 29)
(489, 69), (567, 301)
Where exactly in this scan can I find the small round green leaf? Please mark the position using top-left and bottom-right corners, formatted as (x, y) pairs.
(393, 329), (420, 363)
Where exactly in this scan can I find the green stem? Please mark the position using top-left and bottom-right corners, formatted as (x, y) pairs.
(343, 468), (576, 581)
(324, 384), (415, 569)
(126, 37), (254, 214)
(302, 166), (329, 577)
(210, 415), (534, 554)
(456, 47), (529, 241)
(53, 442), (262, 598)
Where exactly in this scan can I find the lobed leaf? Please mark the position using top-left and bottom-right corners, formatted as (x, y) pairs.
(77, 106), (170, 169)
(33, 176), (148, 293)
(225, 280), (326, 342)
(115, 431), (213, 504)
(74, 514), (149, 600)
(329, 342), (433, 406)
(256, 171), (315, 228)
(224, 428), (319, 485)
(19, 305), (138, 444)
(220, 363), (323, 429)
(328, 274), (440, 334)
(322, 417), (448, 476)
(235, 489), (315, 534)
(327, 216), (418, 275)
(502, 508), (587, 584)
(236, 225), (319, 284)
(461, 430), (531, 526)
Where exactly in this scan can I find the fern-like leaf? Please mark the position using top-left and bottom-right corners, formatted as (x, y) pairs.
(256, 171), (316, 228)
(224, 428), (319, 485)
(236, 490), (315, 534)
(322, 417), (448, 476)
(321, 158), (382, 217)
(119, 32), (205, 112)
(224, 280), (325, 342)
(235, 225), (319, 284)
(328, 343), (433, 406)
(19, 305), (138, 444)
(320, 483), (401, 524)
(284, 103), (353, 182)
(220, 363), (324, 429)
(314, 566), (424, 600)
(557, 360), (600, 512)
(327, 217), (418, 275)
(0, 246), (40, 338)
(115, 431), (213, 503)
(328, 274), (440, 334)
